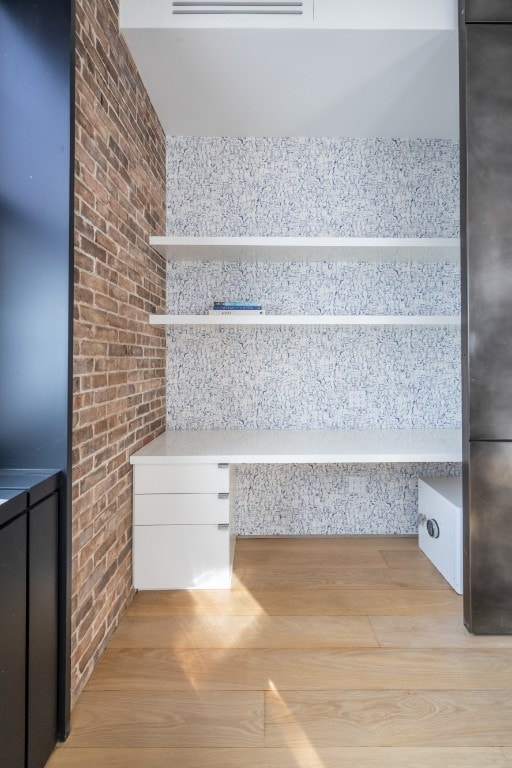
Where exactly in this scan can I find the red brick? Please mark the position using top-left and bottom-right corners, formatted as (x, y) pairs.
(72, 0), (166, 708)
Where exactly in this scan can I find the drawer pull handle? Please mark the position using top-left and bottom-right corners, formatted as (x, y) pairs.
(218, 523), (229, 530)
(218, 492), (229, 500)
(218, 463), (229, 469)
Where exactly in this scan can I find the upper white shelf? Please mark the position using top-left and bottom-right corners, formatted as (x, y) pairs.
(150, 236), (460, 263)
(149, 314), (460, 327)
(130, 428), (462, 465)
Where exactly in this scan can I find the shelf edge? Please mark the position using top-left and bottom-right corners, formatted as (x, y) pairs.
(149, 314), (461, 326)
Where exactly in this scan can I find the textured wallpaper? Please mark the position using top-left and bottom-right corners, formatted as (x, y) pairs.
(165, 136), (461, 535)
(166, 137), (459, 238)
(167, 259), (460, 315)
(233, 463), (461, 536)
(166, 325), (460, 431)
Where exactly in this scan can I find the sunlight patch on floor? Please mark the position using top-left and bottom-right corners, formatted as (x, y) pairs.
(268, 680), (326, 768)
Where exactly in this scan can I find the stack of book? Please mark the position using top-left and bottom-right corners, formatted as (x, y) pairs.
(208, 301), (265, 315)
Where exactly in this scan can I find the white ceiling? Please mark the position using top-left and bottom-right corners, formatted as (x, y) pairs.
(120, 1), (459, 139)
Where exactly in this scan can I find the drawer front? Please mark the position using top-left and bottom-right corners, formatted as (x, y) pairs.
(134, 493), (229, 526)
(134, 463), (229, 495)
(133, 524), (232, 589)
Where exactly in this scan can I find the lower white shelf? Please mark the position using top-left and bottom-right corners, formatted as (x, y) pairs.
(149, 314), (460, 326)
(130, 428), (462, 465)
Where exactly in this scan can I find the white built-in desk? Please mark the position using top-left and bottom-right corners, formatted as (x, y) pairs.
(130, 428), (461, 590)
(131, 428), (462, 465)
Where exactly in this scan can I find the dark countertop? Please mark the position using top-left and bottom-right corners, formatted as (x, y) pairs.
(0, 470), (61, 528)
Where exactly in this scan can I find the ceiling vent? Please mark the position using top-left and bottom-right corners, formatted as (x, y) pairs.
(120, 0), (314, 28)
(167, 0), (313, 25)
(171, 2), (305, 14)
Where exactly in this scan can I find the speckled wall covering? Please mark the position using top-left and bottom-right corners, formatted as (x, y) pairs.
(166, 325), (460, 430)
(167, 260), (460, 315)
(165, 135), (461, 534)
(233, 463), (461, 535)
(166, 137), (459, 237)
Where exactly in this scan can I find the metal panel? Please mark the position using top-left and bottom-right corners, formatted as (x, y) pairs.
(466, 0), (512, 24)
(464, 23), (512, 439)
(465, 442), (512, 633)
(0, 0), (74, 740)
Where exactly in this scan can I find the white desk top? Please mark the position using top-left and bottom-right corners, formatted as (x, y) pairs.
(130, 429), (462, 465)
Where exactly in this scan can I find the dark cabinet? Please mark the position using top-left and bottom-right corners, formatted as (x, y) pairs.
(0, 474), (59, 767)
(0, 511), (27, 768)
(27, 493), (58, 768)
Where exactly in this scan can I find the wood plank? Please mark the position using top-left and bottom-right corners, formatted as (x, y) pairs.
(128, 588), (462, 617)
(45, 746), (512, 768)
(236, 536), (418, 551)
(110, 615), (378, 649)
(232, 567), (451, 590)
(64, 691), (263, 748)
(88, 647), (512, 692)
(370, 616), (512, 648)
(379, 550), (434, 569)
(47, 537), (512, 767)
(233, 547), (388, 570)
(264, 689), (512, 747)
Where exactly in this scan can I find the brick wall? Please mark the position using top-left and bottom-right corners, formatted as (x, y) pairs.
(73, 0), (167, 704)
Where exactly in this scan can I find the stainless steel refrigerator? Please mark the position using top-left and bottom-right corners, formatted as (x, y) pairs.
(460, 0), (512, 632)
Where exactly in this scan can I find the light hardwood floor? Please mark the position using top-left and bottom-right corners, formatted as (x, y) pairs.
(48, 536), (512, 767)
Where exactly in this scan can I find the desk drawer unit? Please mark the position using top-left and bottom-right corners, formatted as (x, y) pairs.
(132, 463), (234, 589)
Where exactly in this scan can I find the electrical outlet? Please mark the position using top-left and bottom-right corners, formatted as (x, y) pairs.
(348, 475), (368, 494)
(348, 390), (367, 409)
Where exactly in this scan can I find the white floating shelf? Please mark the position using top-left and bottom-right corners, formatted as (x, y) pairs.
(150, 236), (460, 263)
(130, 428), (462, 465)
(149, 314), (460, 326)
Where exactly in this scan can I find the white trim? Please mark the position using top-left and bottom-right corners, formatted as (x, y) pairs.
(149, 313), (460, 326)
(150, 236), (460, 263)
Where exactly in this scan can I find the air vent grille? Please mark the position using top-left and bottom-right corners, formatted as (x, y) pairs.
(172, 1), (304, 15)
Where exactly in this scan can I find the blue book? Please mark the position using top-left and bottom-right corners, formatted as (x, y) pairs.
(213, 301), (262, 310)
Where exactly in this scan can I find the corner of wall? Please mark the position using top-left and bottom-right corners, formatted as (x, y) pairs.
(72, 0), (167, 706)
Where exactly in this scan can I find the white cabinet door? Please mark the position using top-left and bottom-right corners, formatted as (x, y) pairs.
(133, 524), (232, 589)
